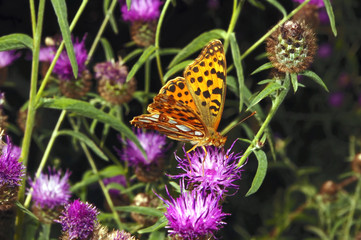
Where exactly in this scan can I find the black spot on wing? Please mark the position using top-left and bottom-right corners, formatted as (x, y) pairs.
(212, 87), (222, 94)
(202, 90), (210, 99)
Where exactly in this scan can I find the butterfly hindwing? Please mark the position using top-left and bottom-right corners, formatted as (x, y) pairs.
(183, 39), (226, 130)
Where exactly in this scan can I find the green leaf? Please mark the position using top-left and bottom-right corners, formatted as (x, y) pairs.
(247, 0), (265, 9)
(0, 33), (33, 51)
(290, 72), (298, 93)
(114, 206), (164, 217)
(15, 201), (39, 221)
(229, 33), (245, 112)
(257, 79), (274, 85)
(103, 0), (118, 34)
(301, 70), (329, 92)
(122, 48), (144, 63)
(40, 97), (147, 159)
(246, 149), (268, 196)
(126, 45), (157, 82)
(57, 130), (108, 161)
(266, 0), (287, 17)
(149, 231), (165, 240)
(323, 0), (337, 36)
(251, 62), (274, 75)
(168, 29), (227, 68)
(126, 0), (132, 9)
(100, 38), (115, 61)
(138, 216), (168, 234)
(227, 76), (239, 97)
(247, 82), (283, 110)
(163, 60), (192, 82)
(51, 0), (78, 78)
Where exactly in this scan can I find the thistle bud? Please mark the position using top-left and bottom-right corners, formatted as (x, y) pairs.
(59, 70), (92, 99)
(130, 20), (157, 47)
(266, 20), (317, 73)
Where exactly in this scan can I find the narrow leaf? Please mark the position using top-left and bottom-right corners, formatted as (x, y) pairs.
(301, 70), (329, 92)
(0, 34), (33, 51)
(40, 98), (147, 159)
(114, 206), (164, 217)
(100, 38), (115, 61)
(138, 216), (168, 234)
(103, 0), (119, 34)
(266, 0), (287, 17)
(251, 62), (274, 75)
(126, 0), (132, 9)
(246, 149), (268, 196)
(323, 0), (337, 36)
(149, 231), (165, 240)
(15, 201), (39, 221)
(51, 0), (78, 78)
(57, 130), (108, 161)
(226, 76), (239, 97)
(229, 33), (245, 112)
(168, 29), (227, 68)
(247, 82), (283, 110)
(163, 60), (192, 82)
(126, 45), (157, 82)
(290, 72), (298, 93)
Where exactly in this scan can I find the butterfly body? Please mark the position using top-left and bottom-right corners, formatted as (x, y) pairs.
(131, 40), (227, 149)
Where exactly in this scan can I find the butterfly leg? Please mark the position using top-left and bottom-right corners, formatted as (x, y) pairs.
(201, 146), (208, 176)
(186, 145), (199, 173)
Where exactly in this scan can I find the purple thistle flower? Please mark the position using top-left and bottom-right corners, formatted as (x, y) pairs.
(0, 51), (21, 68)
(94, 60), (128, 84)
(53, 35), (88, 81)
(172, 141), (243, 196)
(39, 46), (56, 62)
(317, 43), (332, 58)
(293, 0), (325, 7)
(120, 0), (162, 22)
(109, 229), (137, 240)
(328, 92), (344, 107)
(156, 185), (228, 239)
(103, 175), (127, 197)
(118, 129), (168, 167)
(28, 168), (71, 209)
(0, 136), (24, 187)
(56, 199), (99, 240)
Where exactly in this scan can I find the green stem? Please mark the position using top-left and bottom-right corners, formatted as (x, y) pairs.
(144, 59), (151, 112)
(155, 0), (172, 85)
(15, 0), (46, 238)
(35, 0), (89, 105)
(224, 0), (244, 52)
(86, 0), (118, 64)
(23, 110), (67, 209)
(237, 74), (291, 167)
(344, 175), (361, 240)
(39, 223), (51, 240)
(240, 0), (310, 60)
(79, 142), (123, 229)
(29, 0), (36, 36)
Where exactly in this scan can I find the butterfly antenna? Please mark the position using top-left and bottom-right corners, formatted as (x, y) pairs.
(221, 111), (256, 136)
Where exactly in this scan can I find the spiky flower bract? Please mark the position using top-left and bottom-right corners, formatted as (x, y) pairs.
(157, 185), (228, 240)
(28, 168), (71, 209)
(53, 35), (88, 81)
(0, 50), (21, 68)
(266, 20), (317, 73)
(0, 136), (23, 187)
(172, 141), (243, 196)
(56, 199), (99, 240)
(120, 0), (162, 22)
(293, 0), (325, 7)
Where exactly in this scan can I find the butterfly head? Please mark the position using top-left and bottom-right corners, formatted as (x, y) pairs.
(208, 129), (227, 148)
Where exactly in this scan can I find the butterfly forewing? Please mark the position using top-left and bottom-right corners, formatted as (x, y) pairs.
(183, 40), (226, 130)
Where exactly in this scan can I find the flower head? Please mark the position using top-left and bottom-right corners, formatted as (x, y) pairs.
(39, 46), (56, 62)
(157, 185), (228, 239)
(56, 199), (99, 240)
(121, 0), (162, 22)
(118, 129), (168, 167)
(0, 51), (21, 68)
(53, 35), (88, 81)
(293, 0), (325, 8)
(103, 175), (127, 197)
(28, 168), (71, 209)
(0, 136), (24, 187)
(94, 60), (129, 84)
(172, 141), (243, 196)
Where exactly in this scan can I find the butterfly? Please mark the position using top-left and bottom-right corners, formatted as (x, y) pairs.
(131, 40), (227, 151)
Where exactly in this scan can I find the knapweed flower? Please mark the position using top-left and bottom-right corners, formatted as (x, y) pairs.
(120, 0), (162, 47)
(0, 50), (21, 68)
(107, 230), (137, 240)
(56, 199), (99, 240)
(157, 186), (228, 240)
(317, 42), (332, 58)
(266, 20), (317, 73)
(293, 0), (325, 8)
(94, 60), (136, 105)
(117, 129), (168, 182)
(39, 46), (56, 62)
(172, 141), (243, 196)
(0, 135), (24, 211)
(328, 92), (344, 107)
(28, 168), (71, 209)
